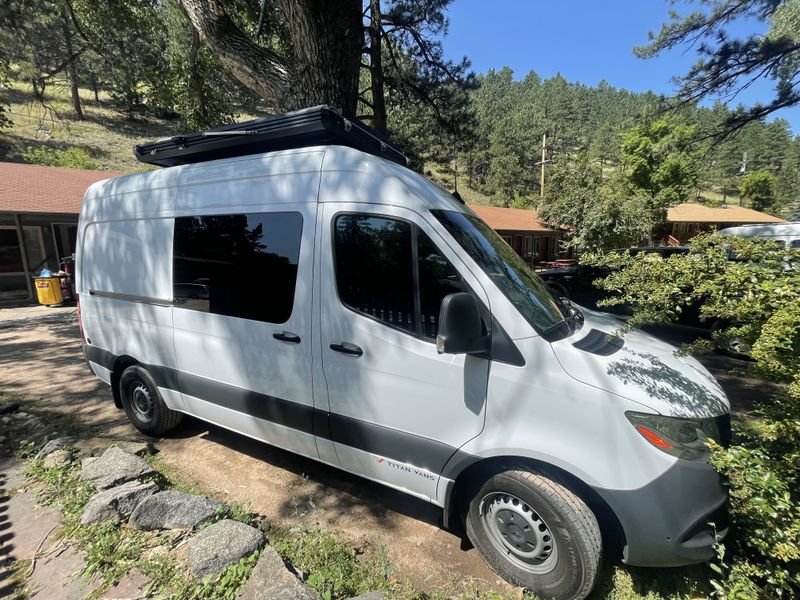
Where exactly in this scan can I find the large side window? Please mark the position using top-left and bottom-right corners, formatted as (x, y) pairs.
(333, 213), (466, 339)
(173, 212), (303, 324)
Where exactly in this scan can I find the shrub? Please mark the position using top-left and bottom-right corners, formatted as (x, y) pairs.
(583, 233), (800, 598)
(22, 145), (99, 169)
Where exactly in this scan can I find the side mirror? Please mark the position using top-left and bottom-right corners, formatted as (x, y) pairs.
(436, 293), (490, 355)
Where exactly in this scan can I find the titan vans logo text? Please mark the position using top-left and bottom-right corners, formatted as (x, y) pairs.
(376, 457), (436, 481)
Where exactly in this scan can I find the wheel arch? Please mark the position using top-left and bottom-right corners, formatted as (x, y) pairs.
(110, 355), (140, 409)
(445, 455), (626, 559)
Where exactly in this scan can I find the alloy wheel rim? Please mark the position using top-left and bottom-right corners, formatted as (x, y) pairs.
(480, 492), (558, 574)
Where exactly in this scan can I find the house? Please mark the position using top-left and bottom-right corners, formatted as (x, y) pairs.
(0, 162), (122, 303)
(468, 204), (568, 266)
(666, 203), (785, 244)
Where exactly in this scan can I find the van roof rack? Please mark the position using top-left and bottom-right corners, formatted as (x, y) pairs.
(133, 105), (409, 168)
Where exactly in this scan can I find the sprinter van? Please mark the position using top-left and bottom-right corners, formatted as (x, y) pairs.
(78, 108), (729, 600)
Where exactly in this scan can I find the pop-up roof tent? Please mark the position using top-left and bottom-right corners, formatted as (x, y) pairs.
(134, 105), (409, 168)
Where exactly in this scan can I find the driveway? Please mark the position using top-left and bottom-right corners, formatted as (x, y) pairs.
(0, 307), (766, 595)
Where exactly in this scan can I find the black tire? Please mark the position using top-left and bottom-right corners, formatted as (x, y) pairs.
(119, 365), (183, 436)
(465, 466), (601, 600)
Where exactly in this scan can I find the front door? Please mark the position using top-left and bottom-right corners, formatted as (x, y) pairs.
(171, 205), (318, 459)
(318, 203), (490, 501)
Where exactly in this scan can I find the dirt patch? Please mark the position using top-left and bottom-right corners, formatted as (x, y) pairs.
(0, 317), (510, 594)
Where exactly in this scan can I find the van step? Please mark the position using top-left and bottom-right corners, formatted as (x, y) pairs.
(133, 105), (409, 168)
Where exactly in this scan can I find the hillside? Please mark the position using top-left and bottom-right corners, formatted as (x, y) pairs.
(1, 82), (185, 173)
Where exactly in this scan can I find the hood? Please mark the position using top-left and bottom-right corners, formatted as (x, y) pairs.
(550, 308), (729, 418)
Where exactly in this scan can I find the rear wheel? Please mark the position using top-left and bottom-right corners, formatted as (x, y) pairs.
(466, 466), (601, 600)
(119, 365), (183, 436)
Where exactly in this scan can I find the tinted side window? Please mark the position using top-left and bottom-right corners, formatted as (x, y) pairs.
(333, 215), (415, 333)
(418, 232), (466, 338)
(173, 212), (302, 324)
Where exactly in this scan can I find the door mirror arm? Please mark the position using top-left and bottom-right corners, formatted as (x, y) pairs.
(436, 293), (491, 356)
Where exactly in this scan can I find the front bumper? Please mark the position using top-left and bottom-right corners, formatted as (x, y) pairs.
(595, 458), (728, 567)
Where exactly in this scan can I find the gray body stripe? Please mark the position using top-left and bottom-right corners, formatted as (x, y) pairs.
(88, 290), (175, 307)
(84, 345), (476, 478)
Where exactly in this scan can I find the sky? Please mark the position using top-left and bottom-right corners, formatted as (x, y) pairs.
(442, 0), (800, 134)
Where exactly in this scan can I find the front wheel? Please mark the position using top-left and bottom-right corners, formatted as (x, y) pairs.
(466, 467), (601, 600)
(119, 365), (183, 436)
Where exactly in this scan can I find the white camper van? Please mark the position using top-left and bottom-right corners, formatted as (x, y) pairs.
(719, 221), (800, 248)
(77, 108), (729, 600)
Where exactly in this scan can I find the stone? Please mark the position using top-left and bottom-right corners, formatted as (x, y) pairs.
(35, 436), (77, 460)
(80, 481), (159, 525)
(120, 441), (156, 456)
(78, 446), (156, 490)
(129, 490), (223, 531)
(0, 402), (20, 415)
(237, 546), (321, 600)
(186, 519), (265, 579)
(42, 448), (73, 469)
(348, 593), (386, 600)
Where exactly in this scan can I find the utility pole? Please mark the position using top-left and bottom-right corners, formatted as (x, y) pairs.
(535, 132), (552, 197)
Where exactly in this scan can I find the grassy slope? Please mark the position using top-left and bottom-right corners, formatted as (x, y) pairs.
(1, 81), (180, 173)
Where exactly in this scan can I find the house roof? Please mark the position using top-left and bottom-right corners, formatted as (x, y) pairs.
(667, 203), (784, 224)
(468, 204), (556, 232)
(0, 161), (124, 215)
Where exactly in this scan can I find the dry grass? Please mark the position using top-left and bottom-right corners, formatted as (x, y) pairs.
(1, 80), (179, 173)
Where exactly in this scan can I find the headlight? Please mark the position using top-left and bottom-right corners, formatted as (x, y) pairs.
(625, 411), (724, 461)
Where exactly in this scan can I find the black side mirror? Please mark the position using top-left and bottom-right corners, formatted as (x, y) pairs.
(436, 293), (490, 355)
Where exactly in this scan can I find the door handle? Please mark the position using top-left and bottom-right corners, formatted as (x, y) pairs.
(273, 331), (301, 343)
(329, 342), (363, 357)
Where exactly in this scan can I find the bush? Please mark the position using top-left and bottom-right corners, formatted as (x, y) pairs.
(583, 233), (800, 598)
(22, 145), (99, 169)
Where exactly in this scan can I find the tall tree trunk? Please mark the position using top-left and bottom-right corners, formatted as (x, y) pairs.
(179, 0), (362, 117)
(60, 5), (84, 120)
(188, 26), (208, 126)
(368, 0), (387, 134)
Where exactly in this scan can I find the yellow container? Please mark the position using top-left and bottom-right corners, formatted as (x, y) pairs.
(34, 277), (63, 306)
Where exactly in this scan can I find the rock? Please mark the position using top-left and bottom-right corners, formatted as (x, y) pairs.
(186, 519), (265, 579)
(81, 481), (159, 525)
(120, 441), (156, 456)
(237, 546), (321, 600)
(1, 416), (10, 424)
(0, 402), (20, 415)
(43, 448), (73, 469)
(35, 437), (77, 460)
(129, 491), (223, 531)
(146, 545), (170, 561)
(348, 593), (386, 600)
(78, 446), (156, 490)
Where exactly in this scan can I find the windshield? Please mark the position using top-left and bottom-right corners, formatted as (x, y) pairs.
(432, 209), (569, 338)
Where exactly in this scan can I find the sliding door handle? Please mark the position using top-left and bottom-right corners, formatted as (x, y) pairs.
(329, 342), (363, 357)
(273, 331), (301, 343)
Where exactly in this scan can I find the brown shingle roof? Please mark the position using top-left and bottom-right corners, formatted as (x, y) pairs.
(0, 162), (124, 214)
(468, 204), (556, 232)
(667, 203), (784, 224)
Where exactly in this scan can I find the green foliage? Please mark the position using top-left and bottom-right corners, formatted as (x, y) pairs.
(620, 116), (699, 219)
(583, 234), (800, 597)
(536, 159), (653, 251)
(739, 170), (779, 213)
(22, 145), (99, 169)
(635, 0), (800, 132)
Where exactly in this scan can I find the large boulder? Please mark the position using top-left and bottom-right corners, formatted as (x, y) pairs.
(237, 546), (321, 600)
(42, 448), (73, 469)
(78, 446), (156, 490)
(186, 519), (265, 579)
(80, 481), (159, 525)
(129, 490), (223, 531)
